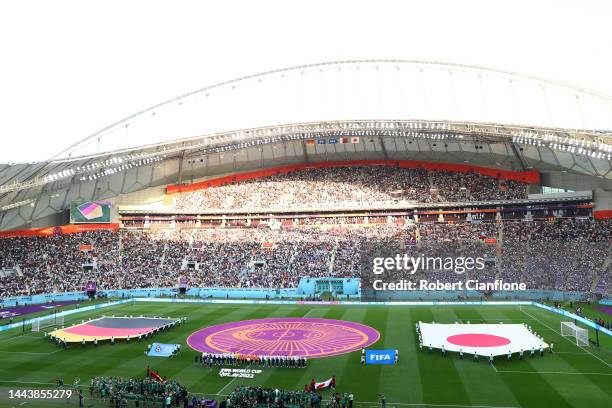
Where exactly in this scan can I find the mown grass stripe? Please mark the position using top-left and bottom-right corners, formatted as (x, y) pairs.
(1, 302), (611, 407)
(415, 308), (471, 407)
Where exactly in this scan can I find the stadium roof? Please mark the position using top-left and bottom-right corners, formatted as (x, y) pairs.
(53, 60), (612, 159)
(0, 61), (611, 231)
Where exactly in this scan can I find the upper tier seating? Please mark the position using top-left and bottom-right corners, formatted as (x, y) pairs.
(173, 167), (529, 211)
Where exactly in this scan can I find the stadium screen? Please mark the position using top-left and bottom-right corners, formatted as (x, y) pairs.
(69, 200), (112, 224)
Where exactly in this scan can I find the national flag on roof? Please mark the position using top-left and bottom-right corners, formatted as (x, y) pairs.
(328, 138), (338, 144)
(305, 139), (316, 145)
(339, 137), (350, 144)
(350, 136), (360, 143)
(317, 139), (326, 144)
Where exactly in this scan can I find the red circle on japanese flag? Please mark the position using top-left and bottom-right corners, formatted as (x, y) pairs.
(446, 333), (511, 347)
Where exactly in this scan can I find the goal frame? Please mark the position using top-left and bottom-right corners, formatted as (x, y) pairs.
(560, 321), (589, 347)
(32, 314), (64, 332)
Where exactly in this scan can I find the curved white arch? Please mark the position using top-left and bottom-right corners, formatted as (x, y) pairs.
(53, 60), (612, 159)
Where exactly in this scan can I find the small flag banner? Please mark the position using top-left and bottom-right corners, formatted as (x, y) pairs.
(305, 139), (316, 145)
(314, 377), (335, 389)
(148, 343), (180, 358)
(405, 239), (417, 247)
(350, 136), (360, 143)
(339, 137), (349, 144)
(261, 241), (275, 249)
(149, 370), (164, 382)
(317, 139), (326, 144)
(328, 138), (338, 144)
(79, 244), (93, 251)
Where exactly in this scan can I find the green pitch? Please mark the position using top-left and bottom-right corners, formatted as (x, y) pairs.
(0, 302), (610, 408)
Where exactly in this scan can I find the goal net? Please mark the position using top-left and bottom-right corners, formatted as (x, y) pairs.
(32, 315), (64, 332)
(560, 321), (589, 346)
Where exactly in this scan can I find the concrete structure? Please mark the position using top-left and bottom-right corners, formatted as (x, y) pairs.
(1, 61), (611, 230)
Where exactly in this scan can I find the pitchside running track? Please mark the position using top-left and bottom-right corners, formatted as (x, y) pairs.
(187, 317), (380, 358)
(49, 316), (178, 342)
(0, 301), (80, 319)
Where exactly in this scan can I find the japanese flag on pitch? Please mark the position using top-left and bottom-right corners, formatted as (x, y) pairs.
(314, 378), (333, 389)
(419, 322), (548, 357)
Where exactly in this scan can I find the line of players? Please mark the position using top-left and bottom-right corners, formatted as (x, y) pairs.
(415, 322), (554, 364)
(197, 352), (308, 368)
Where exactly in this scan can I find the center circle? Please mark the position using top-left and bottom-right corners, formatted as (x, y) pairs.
(446, 333), (511, 347)
(187, 317), (380, 358)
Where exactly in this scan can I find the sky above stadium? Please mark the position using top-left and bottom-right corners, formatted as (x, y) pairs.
(0, 0), (611, 163)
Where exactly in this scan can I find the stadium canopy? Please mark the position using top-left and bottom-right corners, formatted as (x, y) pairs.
(0, 60), (611, 231)
(53, 60), (612, 159)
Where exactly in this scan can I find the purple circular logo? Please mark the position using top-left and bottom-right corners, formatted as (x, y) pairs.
(187, 317), (380, 358)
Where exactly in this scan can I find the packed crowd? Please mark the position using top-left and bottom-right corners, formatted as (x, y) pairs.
(173, 167), (528, 211)
(225, 385), (352, 408)
(500, 220), (611, 292)
(89, 376), (188, 407)
(0, 230), (119, 297)
(0, 218), (610, 298)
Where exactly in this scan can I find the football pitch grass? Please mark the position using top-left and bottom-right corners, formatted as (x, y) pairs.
(0, 302), (610, 408)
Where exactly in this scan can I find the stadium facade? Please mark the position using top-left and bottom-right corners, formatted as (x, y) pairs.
(0, 60), (611, 231)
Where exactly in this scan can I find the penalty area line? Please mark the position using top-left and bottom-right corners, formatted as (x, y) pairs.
(520, 308), (612, 369)
(355, 402), (520, 408)
(0, 334), (46, 344)
(217, 376), (238, 396)
(0, 380), (87, 388)
(302, 309), (316, 318)
(0, 349), (62, 355)
(0, 380), (56, 385)
(496, 370), (612, 376)
(553, 351), (588, 355)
